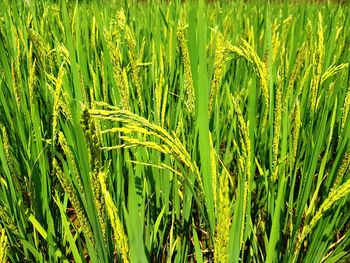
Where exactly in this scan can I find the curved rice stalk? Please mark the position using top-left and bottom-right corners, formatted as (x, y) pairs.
(98, 172), (129, 263)
(88, 102), (201, 185)
(294, 177), (350, 262)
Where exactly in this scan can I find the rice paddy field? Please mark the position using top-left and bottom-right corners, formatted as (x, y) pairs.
(1, 0), (350, 262)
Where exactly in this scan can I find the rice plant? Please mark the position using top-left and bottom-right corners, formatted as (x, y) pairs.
(0, 0), (350, 262)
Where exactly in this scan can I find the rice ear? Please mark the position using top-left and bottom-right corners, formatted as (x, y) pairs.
(177, 23), (195, 118)
(0, 228), (8, 263)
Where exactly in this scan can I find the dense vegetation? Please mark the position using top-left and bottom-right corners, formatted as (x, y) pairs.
(0, 0), (350, 262)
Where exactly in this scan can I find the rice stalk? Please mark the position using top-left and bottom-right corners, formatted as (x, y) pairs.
(101, 59), (107, 101)
(58, 132), (86, 202)
(209, 32), (226, 114)
(52, 63), (66, 142)
(0, 207), (18, 235)
(58, 43), (70, 65)
(273, 72), (282, 180)
(52, 158), (94, 244)
(117, 9), (144, 112)
(297, 65), (312, 98)
(88, 103), (201, 184)
(287, 44), (306, 102)
(294, 177), (350, 261)
(1, 126), (22, 194)
(0, 228), (8, 263)
(214, 169), (231, 263)
(89, 64), (98, 103)
(91, 16), (96, 51)
(292, 100), (301, 166)
(153, 43), (163, 123)
(227, 40), (269, 131)
(333, 150), (350, 186)
(168, 27), (173, 72)
(161, 84), (168, 128)
(29, 29), (52, 70)
(104, 31), (130, 110)
(310, 13), (324, 113)
(321, 63), (348, 85)
(81, 108), (107, 244)
(78, 65), (88, 105)
(341, 83), (350, 130)
(230, 95), (251, 247)
(98, 172), (129, 263)
(177, 23), (195, 118)
(271, 20), (280, 63)
(28, 43), (37, 109)
(14, 29), (23, 105)
(11, 62), (21, 111)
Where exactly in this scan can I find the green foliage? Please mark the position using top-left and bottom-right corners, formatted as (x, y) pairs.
(0, 0), (350, 262)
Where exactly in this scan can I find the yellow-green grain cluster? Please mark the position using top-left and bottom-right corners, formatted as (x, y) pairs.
(177, 24), (195, 118)
(0, 228), (8, 263)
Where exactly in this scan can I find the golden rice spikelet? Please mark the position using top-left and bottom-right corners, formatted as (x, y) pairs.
(117, 9), (144, 113)
(335, 26), (343, 41)
(342, 84), (350, 130)
(246, 19), (255, 48)
(326, 81), (337, 99)
(168, 27), (173, 72)
(0, 207), (18, 235)
(11, 62), (21, 111)
(321, 63), (348, 85)
(209, 134), (217, 209)
(209, 32), (226, 114)
(14, 30), (23, 93)
(29, 29), (52, 70)
(273, 72), (282, 179)
(214, 170), (231, 263)
(121, 68), (130, 111)
(297, 65), (312, 98)
(281, 16), (293, 41)
(98, 172), (129, 263)
(81, 108), (107, 244)
(155, 75), (163, 123)
(0, 228), (8, 263)
(271, 20), (280, 63)
(88, 103), (202, 186)
(58, 132), (86, 200)
(89, 64), (98, 102)
(59, 91), (72, 121)
(227, 40), (269, 128)
(231, 96), (251, 246)
(175, 114), (183, 137)
(292, 100), (301, 166)
(52, 64), (66, 142)
(295, 177), (350, 258)
(153, 43), (162, 123)
(28, 43), (37, 108)
(101, 60), (107, 101)
(104, 31), (130, 110)
(91, 16), (97, 51)
(161, 84), (169, 128)
(310, 13), (325, 113)
(58, 43), (70, 65)
(78, 65), (88, 105)
(117, 8), (126, 28)
(177, 23), (195, 118)
(287, 44), (306, 101)
(334, 150), (350, 186)
(52, 158), (94, 244)
(1, 126), (22, 193)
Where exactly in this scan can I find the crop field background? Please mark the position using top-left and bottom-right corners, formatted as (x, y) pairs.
(0, 0), (350, 262)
